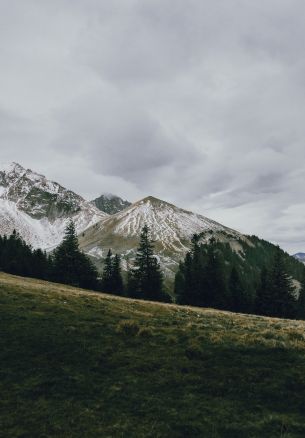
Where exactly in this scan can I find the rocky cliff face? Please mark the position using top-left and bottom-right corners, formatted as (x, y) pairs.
(92, 194), (131, 215)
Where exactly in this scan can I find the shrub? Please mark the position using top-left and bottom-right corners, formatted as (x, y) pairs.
(116, 319), (140, 336)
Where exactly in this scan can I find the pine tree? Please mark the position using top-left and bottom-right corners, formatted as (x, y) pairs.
(229, 267), (246, 313)
(268, 248), (296, 318)
(190, 234), (206, 306)
(101, 249), (114, 292)
(129, 225), (164, 301)
(112, 254), (124, 295)
(204, 241), (227, 309)
(297, 274), (305, 319)
(53, 220), (98, 289)
(255, 267), (272, 316)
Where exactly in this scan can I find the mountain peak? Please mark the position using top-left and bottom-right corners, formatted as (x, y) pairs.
(0, 161), (23, 174)
(135, 196), (177, 209)
(80, 196), (241, 277)
(138, 195), (164, 204)
(0, 163), (106, 249)
(92, 193), (131, 214)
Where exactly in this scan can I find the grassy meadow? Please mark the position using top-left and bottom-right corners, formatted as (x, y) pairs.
(1, 273), (305, 437)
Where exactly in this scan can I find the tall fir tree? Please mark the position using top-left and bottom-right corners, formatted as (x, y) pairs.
(101, 249), (114, 292)
(229, 266), (246, 313)
(128, 225), (164, 301)
(204, 240), (228, 309)
(268, 247), (296, 318)
(101, 250), (124, 294)
(255, 267), (272, 316)
(53, 220), (98, 289)
(297, 274), (305, 319)
(112, 254), (124, 295)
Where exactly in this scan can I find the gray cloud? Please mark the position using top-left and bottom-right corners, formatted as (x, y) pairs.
(1, 0), (305, 253)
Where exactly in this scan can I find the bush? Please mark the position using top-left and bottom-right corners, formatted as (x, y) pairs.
(116, 319), (140, 336)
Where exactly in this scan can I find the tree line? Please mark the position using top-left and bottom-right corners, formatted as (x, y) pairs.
(0, 223), (99, 290)
(1, 223), (305, 319)
(0, 222), (166, 301)
(175, 235), (305, 319)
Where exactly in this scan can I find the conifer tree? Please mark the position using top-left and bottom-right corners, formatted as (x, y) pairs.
(53, 220), (98, 289)
(101, 249), (114, 292)
(268, 248), (296, 318)
(229, 267), (246, 313)
(255, 267), (272, 316)
(297, 274), (305, 319)
(112, 254), (124, 295)
(129, 225), (163, 301)
(204, 240), (227, 309)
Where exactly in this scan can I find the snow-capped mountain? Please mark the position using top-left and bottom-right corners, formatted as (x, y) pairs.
(92, 193), (131, 214)
(79, 196), (244, 278)
(293, 253), (305, 264)
(0, 162), (106, 249)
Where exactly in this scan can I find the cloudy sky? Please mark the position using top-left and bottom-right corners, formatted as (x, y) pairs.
(1, 0), (305, 253)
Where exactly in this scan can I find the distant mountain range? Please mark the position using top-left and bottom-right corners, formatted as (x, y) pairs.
(0, 162), (304, 286)
(293, 253), (305, 264)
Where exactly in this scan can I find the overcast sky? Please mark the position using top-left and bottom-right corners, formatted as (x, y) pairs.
(1, 0), (305, 253)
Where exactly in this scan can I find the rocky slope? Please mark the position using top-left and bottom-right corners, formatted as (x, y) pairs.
(92, 193), (131, 214)
(0, 162), (106, 249)
(79, 196), (245, 278)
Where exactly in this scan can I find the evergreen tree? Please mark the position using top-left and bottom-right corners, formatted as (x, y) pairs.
(101, 249), (114, 292)
(297, 274), (305, 319)
(204, 241), (227, 309)
(53, 220), (98, 289)
(229, 267), (246, 313)
(255, 267), (272, 316)
(129, 225), (164, 301)
(112, 254), (124, 295)
(268, 248), (296, 318)
(101, 250), (124, 294)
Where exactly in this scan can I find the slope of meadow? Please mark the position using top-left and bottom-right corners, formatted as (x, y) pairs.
(1, 273), (305, 437)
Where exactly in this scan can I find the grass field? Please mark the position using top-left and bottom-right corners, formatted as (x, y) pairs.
(1, 273), (305, 437)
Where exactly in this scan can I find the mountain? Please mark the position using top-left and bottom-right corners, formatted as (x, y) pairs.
(0, 162), (106, 249)
(92, 193), (131, 214)
(294, 253), (305, 264)
(79, 196), (245, 279)
(79, 196), (305, 293)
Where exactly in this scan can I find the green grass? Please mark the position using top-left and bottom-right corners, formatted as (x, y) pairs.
(1, 273), (305, 437)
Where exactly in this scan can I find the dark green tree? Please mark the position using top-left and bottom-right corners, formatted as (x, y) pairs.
(229, 267), (246, 313)
(268, 248), (296, 318)
(53, 220), (98, 289)
(112, 254), (124, 295)
(129, 225), (164, 301)
(297, 274), (305, 319)
(101, 249), (114, 292)
(255, 267), (272, 316)
(204, 241), (228, 309)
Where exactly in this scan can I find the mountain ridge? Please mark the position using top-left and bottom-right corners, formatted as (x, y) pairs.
(0, 162), (106, 249)
(79, 195), (244, 278)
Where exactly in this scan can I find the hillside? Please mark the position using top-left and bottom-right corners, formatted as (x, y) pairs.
(1, 273), (305, 437)
(0, 163), (106, 249)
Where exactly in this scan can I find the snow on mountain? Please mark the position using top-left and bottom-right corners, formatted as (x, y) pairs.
(0, 162), (106, 249)
(79, 196), (243, 277)
(92, 193), (131, 214)
(293, 253), (305, 264)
